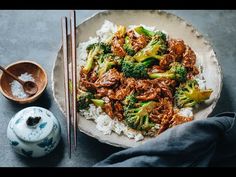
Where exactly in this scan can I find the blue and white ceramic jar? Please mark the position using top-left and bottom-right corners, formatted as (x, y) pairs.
(7, 106), (61, 158)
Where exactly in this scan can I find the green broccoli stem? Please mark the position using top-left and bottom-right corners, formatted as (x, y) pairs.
(137, 116), (144, 130)
(133, 44), (160, 62)
(133, 35), (167, 62)
(149, 72), (174, 79)
(125, 101), (157, 131)
(142, 116), (154, 130)
(134, 26), (155, 37)
(150, 55), (163, 60)
(134, 26), (167, 41)
(149, 62), (187, 82)
(83, 47), (99, 74)
(91, 99), (105, 107)
(124, 36), (135, 56)
(98, 60), (116, 77)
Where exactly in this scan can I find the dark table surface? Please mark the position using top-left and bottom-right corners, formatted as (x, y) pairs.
(0, 10), (235, 167)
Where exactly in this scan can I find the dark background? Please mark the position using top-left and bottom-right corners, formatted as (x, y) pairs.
(0, 10), (235, 167)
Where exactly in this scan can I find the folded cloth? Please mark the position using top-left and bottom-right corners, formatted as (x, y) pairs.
(94, 112), (236, 167)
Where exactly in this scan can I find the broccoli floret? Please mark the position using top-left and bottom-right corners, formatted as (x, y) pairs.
(149, 62), (187, 82)
(103, 53), (123, 65)
(77, 90), (94, 110)
(96, 53), (124, 77)
(174, 80), (213, 108)
(155, 31), (167, 42)
(124, 101), (157, 131)
(91, 99), (105, 107)
(123, 94), (155, 131)
(123, 36), (136, 56)
(86, 42), (111, 54)
(82, 42), (111, 74)
(99, 53), (122, 63)
(134, 26), (155, 38)
(77, 90), (105, 110)
(121, 57), (154, 78)
(134, 26), (167, 41)
(133, 35), (167, 62)
(105, 25), (127, 44)
(97, 58), (116, 77)
(123, 93), (137, 108)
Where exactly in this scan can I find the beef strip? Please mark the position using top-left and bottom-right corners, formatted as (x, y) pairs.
(111, 36), (126, 57)
(127, 30), (149, 52)
(94, 68), (122, 87)
(168, 39), (186, 60)
(159, 54), (176, 69)
(182, 45), (196, 68)
(169, 113), (193, 127)
(149, 98), (174, 134)
(113, 101), (124, 121)
(182, 45), (199, 79)
(103, 102), (113, 118)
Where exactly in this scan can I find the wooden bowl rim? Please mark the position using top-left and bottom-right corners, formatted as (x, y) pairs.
(0, 60), (48, 103)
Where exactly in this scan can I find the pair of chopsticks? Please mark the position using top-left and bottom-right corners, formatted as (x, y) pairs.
(61, 10), (77, 158)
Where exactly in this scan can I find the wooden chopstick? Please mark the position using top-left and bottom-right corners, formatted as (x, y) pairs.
(61, 10), (78, 157)
(61, 16), (72, 158)
(70, 10), (78, 150)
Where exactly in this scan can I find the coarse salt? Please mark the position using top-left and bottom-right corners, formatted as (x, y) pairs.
(10, 72), (35, 99)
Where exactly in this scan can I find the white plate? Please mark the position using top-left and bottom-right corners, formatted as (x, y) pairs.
(52, 10), (222, 148)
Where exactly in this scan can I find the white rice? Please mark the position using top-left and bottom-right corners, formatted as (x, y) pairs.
(96, 20), (117, 43)
(80, 104), (144, 141)
(77, 37), (98, 67)
(95, 114), (114, 135)
(194, 52), (206, 89)
(178, 107), (193, 117)
(76, 20), (207, 141)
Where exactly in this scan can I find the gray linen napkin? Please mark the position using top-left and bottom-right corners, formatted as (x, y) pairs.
(94, 112), (236, 167)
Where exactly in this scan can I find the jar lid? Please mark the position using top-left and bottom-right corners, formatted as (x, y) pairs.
(12, 107), (55, 142)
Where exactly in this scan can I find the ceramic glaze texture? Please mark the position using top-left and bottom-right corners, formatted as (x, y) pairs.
(52, 10), (222, 148)
(7, 107), (61, 158)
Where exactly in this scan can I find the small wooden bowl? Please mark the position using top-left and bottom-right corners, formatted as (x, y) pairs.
(0, 60), (47, 104)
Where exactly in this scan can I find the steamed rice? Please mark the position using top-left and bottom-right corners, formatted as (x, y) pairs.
(80, 104), (144, 141)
